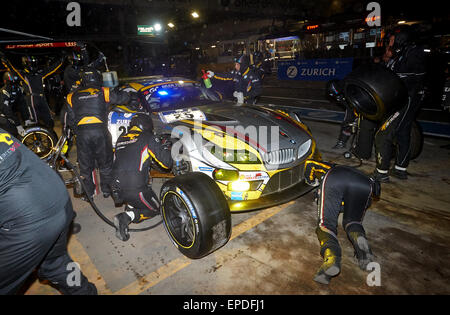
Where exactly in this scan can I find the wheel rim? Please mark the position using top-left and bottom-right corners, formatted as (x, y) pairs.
(22, 131), (54, 159)
(162, 191), (195, 249)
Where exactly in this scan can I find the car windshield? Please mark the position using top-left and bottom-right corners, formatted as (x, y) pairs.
(139, 80), (221, 112)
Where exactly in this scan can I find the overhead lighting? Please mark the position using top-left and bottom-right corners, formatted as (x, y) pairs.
(211, 45), (216, 48)
(154, 23), (162, 31)
(398, 20), (406, 24)
(195, 47), (200, 50)
(168, 22), (175, 28)
(191, 11), (199, 18)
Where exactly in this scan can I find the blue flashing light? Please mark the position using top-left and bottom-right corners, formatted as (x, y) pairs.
(158, 90), (169, 96)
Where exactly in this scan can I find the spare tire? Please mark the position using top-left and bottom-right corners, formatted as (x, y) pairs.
(160, 172), (231, 259)
(21, 126), (57, 160)
(342, 64), (408, 121)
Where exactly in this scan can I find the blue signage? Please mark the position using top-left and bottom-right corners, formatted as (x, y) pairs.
(278, 58), (353, 81)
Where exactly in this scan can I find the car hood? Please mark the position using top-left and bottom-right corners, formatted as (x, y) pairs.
(198, 104), (311, 151)
(154, 103), (313, 167)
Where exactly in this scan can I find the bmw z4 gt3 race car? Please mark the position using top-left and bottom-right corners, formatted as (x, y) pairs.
(109, 77), (321, 213)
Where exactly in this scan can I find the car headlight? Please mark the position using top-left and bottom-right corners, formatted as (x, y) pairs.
(213, 169), (239, 181)
(297, 139), (312, 159)
(208, 146), (261, 164)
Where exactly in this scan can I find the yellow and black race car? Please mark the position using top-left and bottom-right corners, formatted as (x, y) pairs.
(110, 77), (321, 212)
(107, 76), (323, 259)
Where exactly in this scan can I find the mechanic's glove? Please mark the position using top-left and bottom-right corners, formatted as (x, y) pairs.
(16, 125), (25, 136)
(206, 70), (214, 78)
(305, 176), (320, 187)
(233, 91), (244, 104)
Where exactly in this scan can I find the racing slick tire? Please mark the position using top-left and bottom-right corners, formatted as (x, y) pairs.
(342, 64), (409, 122)
(160, 172), (231, 259)
(21, 126), (57, 160)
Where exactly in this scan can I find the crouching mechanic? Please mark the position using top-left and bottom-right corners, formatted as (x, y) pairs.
(112, 114), (173, 241)
(304, 160), (380, 284)
(0, 128), (97, 294)
(66, 67), (138, 200)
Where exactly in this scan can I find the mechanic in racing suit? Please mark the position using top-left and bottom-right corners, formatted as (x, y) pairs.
(304, 160), (380, 284)
(0, 72), (25, 137)
(64, 43), (105, 94)
(372, 26), (427, 182)
(65, 67), (138, 201)
(111, 113), (173, 241)
(1, 52), (64, 130)
(206, 54), (262, 105)
(0, 127), (97, 295)
(252, 51), (267, 83)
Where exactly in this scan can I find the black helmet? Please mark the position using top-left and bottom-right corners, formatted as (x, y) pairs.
(391, 25), (414, 53)
(80, 67), (102, 86)
(235, 54), (250, 71)
(252, 51), (263, 64)
(22, 55), (38, 71)
(130, 113), (153, 131)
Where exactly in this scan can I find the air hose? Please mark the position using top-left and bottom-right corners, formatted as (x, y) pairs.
(60, 154), (163, 233)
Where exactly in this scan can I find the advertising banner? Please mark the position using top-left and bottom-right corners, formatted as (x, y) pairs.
(277, 58), (353, 81)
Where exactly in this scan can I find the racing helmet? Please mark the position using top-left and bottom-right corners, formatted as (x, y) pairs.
(235, 54), (250, 71)
(252, 51), (263, 64)
(80, 66), (103, 86)
(22, 55), (38, 71)
(130, 113), (153, 131)
(391, 25), (414, 53)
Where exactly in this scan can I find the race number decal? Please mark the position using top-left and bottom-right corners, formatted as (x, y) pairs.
(159, 108), (206, 124)
(108, 112), (134, 147)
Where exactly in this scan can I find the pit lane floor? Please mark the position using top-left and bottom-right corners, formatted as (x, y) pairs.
(23, 118), (450, 295)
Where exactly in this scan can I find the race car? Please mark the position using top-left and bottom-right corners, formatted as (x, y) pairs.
(109, 77), (321, 213)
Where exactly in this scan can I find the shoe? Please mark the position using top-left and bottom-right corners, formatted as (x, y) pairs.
(103, 192), (111, 198)
(371, 169), (389, 183)
(347, 232), (374, 271)
(392, 168), (408, 180)
(313, 248), (341, 285)
(332, 140), (346, 150)
(114, 212), (131, 242)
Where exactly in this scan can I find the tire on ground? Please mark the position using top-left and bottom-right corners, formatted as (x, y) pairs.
(21, 126), (57, 160)
(160, 172), (231, 259)
(342, 64), (409, 121)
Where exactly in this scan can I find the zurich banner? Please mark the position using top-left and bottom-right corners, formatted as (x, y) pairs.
(277, 58), (353, 81)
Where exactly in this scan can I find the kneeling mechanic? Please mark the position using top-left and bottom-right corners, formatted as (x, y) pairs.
(112, 114), (173, 241)
(304, 160), (380, 284)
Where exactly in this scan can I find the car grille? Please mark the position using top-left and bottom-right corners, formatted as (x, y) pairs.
(261, 164), (304, 196)
(261, 148), (295, 165)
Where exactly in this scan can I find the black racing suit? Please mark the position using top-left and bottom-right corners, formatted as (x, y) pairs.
(0, 83), (22, 135)
(112, 127), (173, 223)
(0, 128), (96, 295)
(374, 44), (427, 171)
(304, 160), (379, 258)
(1, 57), (63, 129)
(66, 84), (133, 197)
(212, 67), (262, 104)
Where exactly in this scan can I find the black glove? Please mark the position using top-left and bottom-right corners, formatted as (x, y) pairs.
(158, 134), (173, 151)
